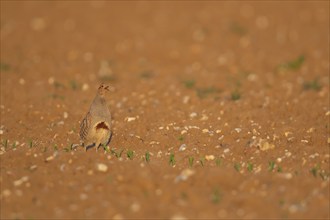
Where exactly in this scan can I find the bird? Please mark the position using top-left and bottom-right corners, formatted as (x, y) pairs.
(80, 84), (112, 152)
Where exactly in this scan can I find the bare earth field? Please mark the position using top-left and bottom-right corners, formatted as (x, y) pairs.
(0, 1), (329, 219)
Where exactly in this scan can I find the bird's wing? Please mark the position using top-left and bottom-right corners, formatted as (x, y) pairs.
(80, 111), (91, 140)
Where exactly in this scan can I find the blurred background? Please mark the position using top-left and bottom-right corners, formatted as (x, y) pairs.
(1, 1), (329, 219)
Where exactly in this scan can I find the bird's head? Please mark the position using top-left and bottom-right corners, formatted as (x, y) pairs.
(97, 84), (112, 96)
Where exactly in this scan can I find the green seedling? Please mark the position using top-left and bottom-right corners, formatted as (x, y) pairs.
(215, 158), (221, 167)
(0, 62), (10, 71)
(231, 90), (241, 101)
(110, 148), (124, 158)
(178, 136), (184, 141)
(181, 192), (188, 200)
(234, 163), (241, 172)
(211, 189), (222, 204)
(230, 22), (247, 36)
(268, 161), (275, 172)
(49, 94), (65, 100)
(2, 139), (8, 149)
(12, 141), (17, 149)
(188, 157), (194, 168)
(143, 190), (150, 198)
(183, 79), (195, 89)
(107, 175), (113, 183)
(69, 80), (79, 90)
(196, 87), (220, 99)
(247, 162), (253, 172)
(127, 150), (134, 160)
(140, 71), (153, 79)
(303, 79), (322, 91)
(277, 55), (305, 71)
(63, 143), (74, 152)
(28, 140), (33, 148)
(319, 171), (329, 181)
(118, 149), (124, 157)
(310, 165), (319, 178)
(145, 151), (150, 163)
(54, 81), (65, 89)
(43, 146), (48, 153)
(103, 145), (110, 153)
(53, 144), (58, 151)
(200, 158), (205, 167)
(169, 153), (175, 166)
(277, 166), (283, 173)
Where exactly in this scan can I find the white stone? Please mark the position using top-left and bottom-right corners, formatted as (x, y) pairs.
(96, 163), (108, 172)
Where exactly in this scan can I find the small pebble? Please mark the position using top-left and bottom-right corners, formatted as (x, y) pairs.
(175, 169), (195, 183)
(80, 193), (88, 200)
(181, 130), (187, 135)
(189, 112), (197, 118)
(63, 112), (68, 119)
(48, 77), (55, 84)
(13, 176), (29, 187)
(179, 144), (187, 152)
(82, 83), (89, 91)
(45, 155), (54, 162)
(126, 117), (137, 122)
(155, 189), (162, 196)
(307, 127), (315, 133)
(171, 214), (187, 220)
(205, 155), (215, 161)
(284, 152), (292, 159)
(19, 78), (25, 85)
(96, 163), (108, 172)
(277, 173), (293, 179)
(112, 213), (124, 220)
(223, 148), (230, 154)
(130, 202), (141, 212)
(200, 114), (208, 121)
(202, 128), (209, 133)
(284, 131), (293, 137)
(2, 189), (11, 197)
(29, 165), (37, 171)
(182, 96), (190, 104)
(217, 55), (227, 66)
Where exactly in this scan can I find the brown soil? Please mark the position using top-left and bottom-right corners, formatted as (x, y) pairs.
(0, 1), (329, 219)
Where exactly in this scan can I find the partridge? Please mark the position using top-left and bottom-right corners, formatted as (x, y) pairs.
(80, 84), (112, 151)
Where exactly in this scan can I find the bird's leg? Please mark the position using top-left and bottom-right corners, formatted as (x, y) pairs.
(95, 142), (100, 152)
(81, 143), (87, 152)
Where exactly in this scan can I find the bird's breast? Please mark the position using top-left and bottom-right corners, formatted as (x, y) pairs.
(95, 121), (110, 130)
